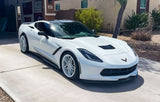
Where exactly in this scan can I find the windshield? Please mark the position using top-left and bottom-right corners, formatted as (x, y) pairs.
(50, 22), (98, 39)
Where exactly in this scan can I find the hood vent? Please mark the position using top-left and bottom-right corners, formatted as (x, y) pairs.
(99, 45), (115, 50)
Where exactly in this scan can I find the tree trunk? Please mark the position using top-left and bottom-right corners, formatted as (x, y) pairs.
(113, 4), (126, 38)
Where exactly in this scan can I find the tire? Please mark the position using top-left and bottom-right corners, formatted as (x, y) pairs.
(20, 34), (29, 53)
(61, 52), (79, 80)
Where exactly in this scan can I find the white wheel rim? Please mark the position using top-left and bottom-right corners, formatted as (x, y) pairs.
(62, 54), (76, 78)
(20, 36), (27, 52)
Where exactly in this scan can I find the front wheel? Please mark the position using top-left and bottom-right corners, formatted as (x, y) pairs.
(20, 34), (29, 53)
(61, 52), (79, 80)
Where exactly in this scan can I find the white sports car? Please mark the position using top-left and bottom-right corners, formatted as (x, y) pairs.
(18, 20), (138, 81)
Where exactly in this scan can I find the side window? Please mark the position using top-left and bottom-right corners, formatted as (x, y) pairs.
(35, 22), (43, 31)
(35, 22), (54, 37)
(43, 23), (53, 36)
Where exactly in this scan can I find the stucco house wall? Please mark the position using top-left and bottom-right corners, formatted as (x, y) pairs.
(88, 0), (120, 31)
(90, 0), (160, 30)
(88, 0), (137, 30)
(150, 0), (160, 11)
(55, 0), (160, 31)
(54, 0), (137, 31)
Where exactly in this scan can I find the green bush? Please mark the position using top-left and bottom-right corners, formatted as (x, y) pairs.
(151, 9), (160, 30)
(125, 12), (148, 30)
(74, 7), (103, 31)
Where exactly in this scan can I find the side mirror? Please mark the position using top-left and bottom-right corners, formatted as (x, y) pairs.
(38, 31), (49, 39)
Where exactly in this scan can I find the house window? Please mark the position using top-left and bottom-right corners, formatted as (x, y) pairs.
(23, 2), (32, 15)
(55, 4), (60, 11)
(81, 0), (88, 8)
(137, 0), (150, 14)
(140, 0), (146, 13)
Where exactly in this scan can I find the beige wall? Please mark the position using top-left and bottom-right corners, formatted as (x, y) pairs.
(149, 0), (159, 11)
(89, 0), (160, 30)
(88, 0), (137, 30)
(54, 0), (160, 30)
(147, 0), (160, 27)
(88, 0), (120, 31)
(55, 0), (137, 30)
(121, 0), (137, 28)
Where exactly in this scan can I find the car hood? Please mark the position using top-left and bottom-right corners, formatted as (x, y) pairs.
(56, 36), (130, 56)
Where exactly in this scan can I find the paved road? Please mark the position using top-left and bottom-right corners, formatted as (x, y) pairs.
(0, 38), (160, 102)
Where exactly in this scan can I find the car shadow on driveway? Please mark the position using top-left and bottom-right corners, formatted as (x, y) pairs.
(25, 52), (144, 93)
(72, 75), (144, 93)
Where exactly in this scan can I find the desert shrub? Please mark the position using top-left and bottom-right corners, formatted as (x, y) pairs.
(151, 9), (160, 30)
(74, 7), (103, 31)
(125, 12), (148, 30)
(131, 28), (152, 41)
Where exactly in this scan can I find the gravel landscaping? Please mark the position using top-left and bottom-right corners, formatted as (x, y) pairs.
(0, 87), (14, 102)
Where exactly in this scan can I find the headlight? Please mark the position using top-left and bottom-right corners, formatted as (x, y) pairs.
(127, 44), (137, 56)
(78, 48), (103, 63)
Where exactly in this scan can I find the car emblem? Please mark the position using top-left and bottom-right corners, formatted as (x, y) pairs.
(121, 58), (127, 62)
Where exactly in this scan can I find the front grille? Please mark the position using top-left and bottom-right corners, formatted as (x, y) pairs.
(100, 64), (137, 76)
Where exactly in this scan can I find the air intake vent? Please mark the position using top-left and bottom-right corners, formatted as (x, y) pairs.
(99, 45), (115, 49)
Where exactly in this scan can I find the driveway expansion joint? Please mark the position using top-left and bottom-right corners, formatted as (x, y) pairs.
(0, 64), (43, 74)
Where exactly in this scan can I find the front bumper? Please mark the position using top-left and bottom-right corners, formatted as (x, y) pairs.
(79, 62), (138, 81)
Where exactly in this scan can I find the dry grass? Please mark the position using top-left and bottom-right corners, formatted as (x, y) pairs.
(131, 30), (152, 41)
(99, 33), (160, 62)
(0, 87), (14, 102)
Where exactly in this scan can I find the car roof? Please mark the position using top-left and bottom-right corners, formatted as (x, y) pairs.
(35, 20), (76, 24)
(50, 20), (75, 23)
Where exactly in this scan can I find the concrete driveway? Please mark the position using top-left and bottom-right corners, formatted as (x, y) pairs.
(0, 38), (160, 102)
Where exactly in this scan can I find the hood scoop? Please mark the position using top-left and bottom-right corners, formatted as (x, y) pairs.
(99, 45), (115, 50)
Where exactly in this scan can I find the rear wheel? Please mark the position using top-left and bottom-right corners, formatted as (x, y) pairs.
(20, 34), (29, 53)
(61, 52), (79, 80)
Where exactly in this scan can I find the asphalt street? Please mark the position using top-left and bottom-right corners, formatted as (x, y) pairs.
(0, 38), (160, 102)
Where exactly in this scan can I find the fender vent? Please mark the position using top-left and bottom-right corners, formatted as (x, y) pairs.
(99, 45), (115, 49)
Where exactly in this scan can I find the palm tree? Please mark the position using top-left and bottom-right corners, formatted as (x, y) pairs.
(113, 0), (127, 38)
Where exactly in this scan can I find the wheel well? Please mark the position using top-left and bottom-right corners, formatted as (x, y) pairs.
(20, 32), (29, 51)
(60, 51), (77, 69)
(20, 32), (26, 37)
(60, 50), (81, 79)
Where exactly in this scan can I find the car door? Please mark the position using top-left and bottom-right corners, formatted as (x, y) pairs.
(26, 22), (42, 52)
(35, 22), (60, 62)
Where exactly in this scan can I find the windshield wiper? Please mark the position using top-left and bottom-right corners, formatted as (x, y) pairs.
(93, 35), (100, 37)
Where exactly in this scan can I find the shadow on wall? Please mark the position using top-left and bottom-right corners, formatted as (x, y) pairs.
(138, 57), (160, 74)
(0, 32), (18, 40)
(24, 52), (144, 93)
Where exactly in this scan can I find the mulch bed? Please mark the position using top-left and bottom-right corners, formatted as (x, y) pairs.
(0, 87), (14, 102)
(126, 40), (160, 62)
